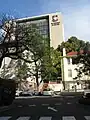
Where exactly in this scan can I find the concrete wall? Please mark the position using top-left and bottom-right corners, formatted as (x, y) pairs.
(48, 83), (63, 92)
(49, 12), (64, 49)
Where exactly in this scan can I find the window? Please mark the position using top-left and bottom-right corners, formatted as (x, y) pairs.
(43, 34), (48, 38)
(67, 58), (70, 64)
(68, 69), (72, 77)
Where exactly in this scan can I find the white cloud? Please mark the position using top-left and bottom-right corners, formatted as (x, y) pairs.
(40, 0), (90, 41)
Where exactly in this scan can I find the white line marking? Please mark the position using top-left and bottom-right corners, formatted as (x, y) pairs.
(55, 103), (61, 105)
(42, 104), (49, 106)
(62, 116), (76, 120)
(66, 96), (75, 98)
(15, 96), (36, 99)
(28, 104), (36, 107)
(0, 117), (11, 120)
(67, 102), (72, 104)
(39, 117), (52, 120)
(16, 117), (30, 120)
(18, 106), (22, 107)
(84, 116), (90, 120)
(48, 107), (57, 112)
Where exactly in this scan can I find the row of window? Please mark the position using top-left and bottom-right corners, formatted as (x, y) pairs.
(38, 30), (48, 35)
(37, 22), (48, 27)
(38, 25), (49, 31)
(67, 58), (78, 65)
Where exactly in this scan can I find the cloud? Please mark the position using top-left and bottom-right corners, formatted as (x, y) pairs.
(40, 0), (90, 41)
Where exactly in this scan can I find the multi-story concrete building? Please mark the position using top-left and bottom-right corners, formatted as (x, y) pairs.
(1, 12), (64, 69)
(17, 12), (64, 49)
(0, 13), (65, 89)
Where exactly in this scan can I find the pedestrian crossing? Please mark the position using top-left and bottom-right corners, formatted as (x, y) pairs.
(0, 116), (90, 120)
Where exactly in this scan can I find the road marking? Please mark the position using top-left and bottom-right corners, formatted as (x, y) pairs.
(0, 117), (11, 120)
(42, 104), (49, 106)
(15, 96), (36, 99)
(55, 103), (61, 105)
(39, 117), (52, 120)
(84, 116), (90, 120)
(18, 105), (22, 107)
(16, 117), (30, 120)
(0, 116), (89, 120)
(66, 96), (75, 98)
(67, 102), (72, 104)
(48, 107), (57, 112)
(62, 116), (76, 120)
(28, 104), (36, 107)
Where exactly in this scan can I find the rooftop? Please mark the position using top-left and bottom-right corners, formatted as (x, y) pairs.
(16, 12), (61, 23)
(67, 50), (83, 56)
(67, 50), (90, 56)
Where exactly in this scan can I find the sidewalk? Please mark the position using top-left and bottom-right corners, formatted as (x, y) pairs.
(61, 91), (83, 96)
(15, 94), (61, 99)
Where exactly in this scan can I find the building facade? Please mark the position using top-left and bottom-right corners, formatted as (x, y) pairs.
(63, 49), (90, 91)
(0, 12), (65, 91)
(17, 12), (64, 49)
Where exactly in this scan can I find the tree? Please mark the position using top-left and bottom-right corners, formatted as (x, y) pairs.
(50, 48), (62, 81)
(0, 15), (50, 87)
(57, 36), (90, 81)
(74, 41), (90, 77)
(40, 47), (62, 82)
(18, 25), (50, 86)
(0, 14), (63, 88)
(57, 36), (85, 54)
(0, 14), (24, 67)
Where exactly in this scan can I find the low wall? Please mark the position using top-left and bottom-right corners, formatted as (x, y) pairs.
(48, 83), (63, 92)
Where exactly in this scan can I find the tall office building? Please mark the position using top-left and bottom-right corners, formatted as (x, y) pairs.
(0, 12), (65, 84)
(17, 12), (64, 49)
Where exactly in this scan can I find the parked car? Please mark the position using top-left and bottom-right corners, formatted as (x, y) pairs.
(42, 88), (54, 96)
(19, 91), (33, 96)
(0, 78), (16, 106)
(34, 91), (39, 96)
(83, 89), (90, 98)
(15, 90), (22, 97)
(78, 88), (90, 104)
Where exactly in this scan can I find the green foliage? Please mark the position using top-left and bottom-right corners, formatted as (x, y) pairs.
(0, 65), (9, 79)
(50, 48), (62, 80)
(41, 47), (62, 82)
(14, 24), (51, 86)
(57, 36), (90, 80)
(0, 15), (62, 85)
(15, 59), (29, 81)
(57, 36), (85, 54)
(74, 52), (90, 77)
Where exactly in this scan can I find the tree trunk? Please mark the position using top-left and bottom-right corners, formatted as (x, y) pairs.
(36, 71), (39, 87)
(35, 61), (39, 89)
(0, 56), (4, 68)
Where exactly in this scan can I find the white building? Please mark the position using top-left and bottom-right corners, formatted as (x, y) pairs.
(63, 48), (90, 91)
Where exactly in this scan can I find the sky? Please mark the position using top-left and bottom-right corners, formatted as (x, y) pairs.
(0, 0), (90, 41)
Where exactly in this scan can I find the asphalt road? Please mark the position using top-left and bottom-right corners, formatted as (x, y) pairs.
(0, 95), (90, 120)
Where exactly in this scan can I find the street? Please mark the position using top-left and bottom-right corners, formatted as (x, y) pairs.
(0, 95), (90, 120)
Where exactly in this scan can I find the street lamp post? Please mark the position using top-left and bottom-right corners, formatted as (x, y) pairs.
(4, 57), (5, 79)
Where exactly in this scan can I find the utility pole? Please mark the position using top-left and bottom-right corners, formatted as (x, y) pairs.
(3, 58), (5, 79)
